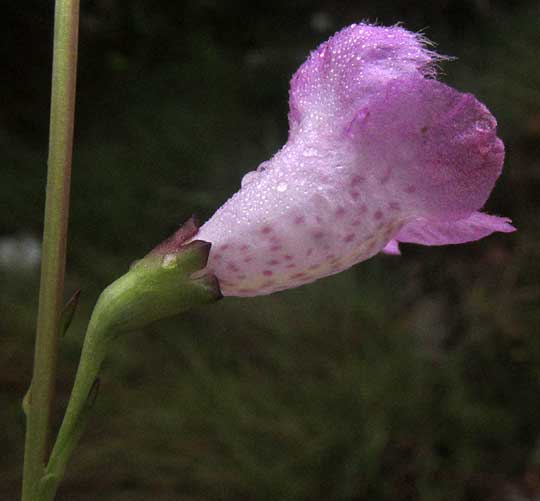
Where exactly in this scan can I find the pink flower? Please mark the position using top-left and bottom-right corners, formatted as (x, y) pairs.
(197, 23), (515, 296)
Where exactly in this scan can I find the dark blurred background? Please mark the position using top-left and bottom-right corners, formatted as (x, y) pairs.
(1, 1), (539, 500)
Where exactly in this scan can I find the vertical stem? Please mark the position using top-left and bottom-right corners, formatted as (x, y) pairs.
(22, 1), (80, 500)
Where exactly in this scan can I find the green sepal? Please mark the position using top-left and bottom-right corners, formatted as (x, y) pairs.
(91, 238), (220, 336)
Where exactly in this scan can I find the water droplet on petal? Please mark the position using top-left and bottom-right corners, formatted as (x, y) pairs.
(475, 119), (493, 132)
(276, 182), (288, 192)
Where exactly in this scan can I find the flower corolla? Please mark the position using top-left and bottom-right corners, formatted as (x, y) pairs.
(196, 23), (515, 296)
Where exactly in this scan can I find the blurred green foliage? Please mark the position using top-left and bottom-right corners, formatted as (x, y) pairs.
(1, 1), (539, 500)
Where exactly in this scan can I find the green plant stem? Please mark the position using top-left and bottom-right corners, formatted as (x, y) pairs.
(38, 301), (111, 501)
(37, 241), (220, 501)
(22, 1), (80, 500)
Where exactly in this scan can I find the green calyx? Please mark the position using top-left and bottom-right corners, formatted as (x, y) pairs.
(95, 238), (221, 335)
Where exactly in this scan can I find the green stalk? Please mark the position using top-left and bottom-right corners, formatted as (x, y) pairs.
(38, 238), (221, 501)
(22, 1), (80, 500)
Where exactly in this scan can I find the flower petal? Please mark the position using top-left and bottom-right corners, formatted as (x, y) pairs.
(288, 23), (441, 136)
(395, 212), (516, 246)
(348, 76), (505, 221)
(382, 240), (401, 255)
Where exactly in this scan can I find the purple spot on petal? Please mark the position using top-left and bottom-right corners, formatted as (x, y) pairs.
(379, 166), (392, 184)
(263, 270), (273, 276)
(351, 175), (365, 186)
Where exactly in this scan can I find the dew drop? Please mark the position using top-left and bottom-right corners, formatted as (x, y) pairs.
(162, 254), (177, 268)
(276, 182), (288, 192)
(475, 119), (493, 132)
